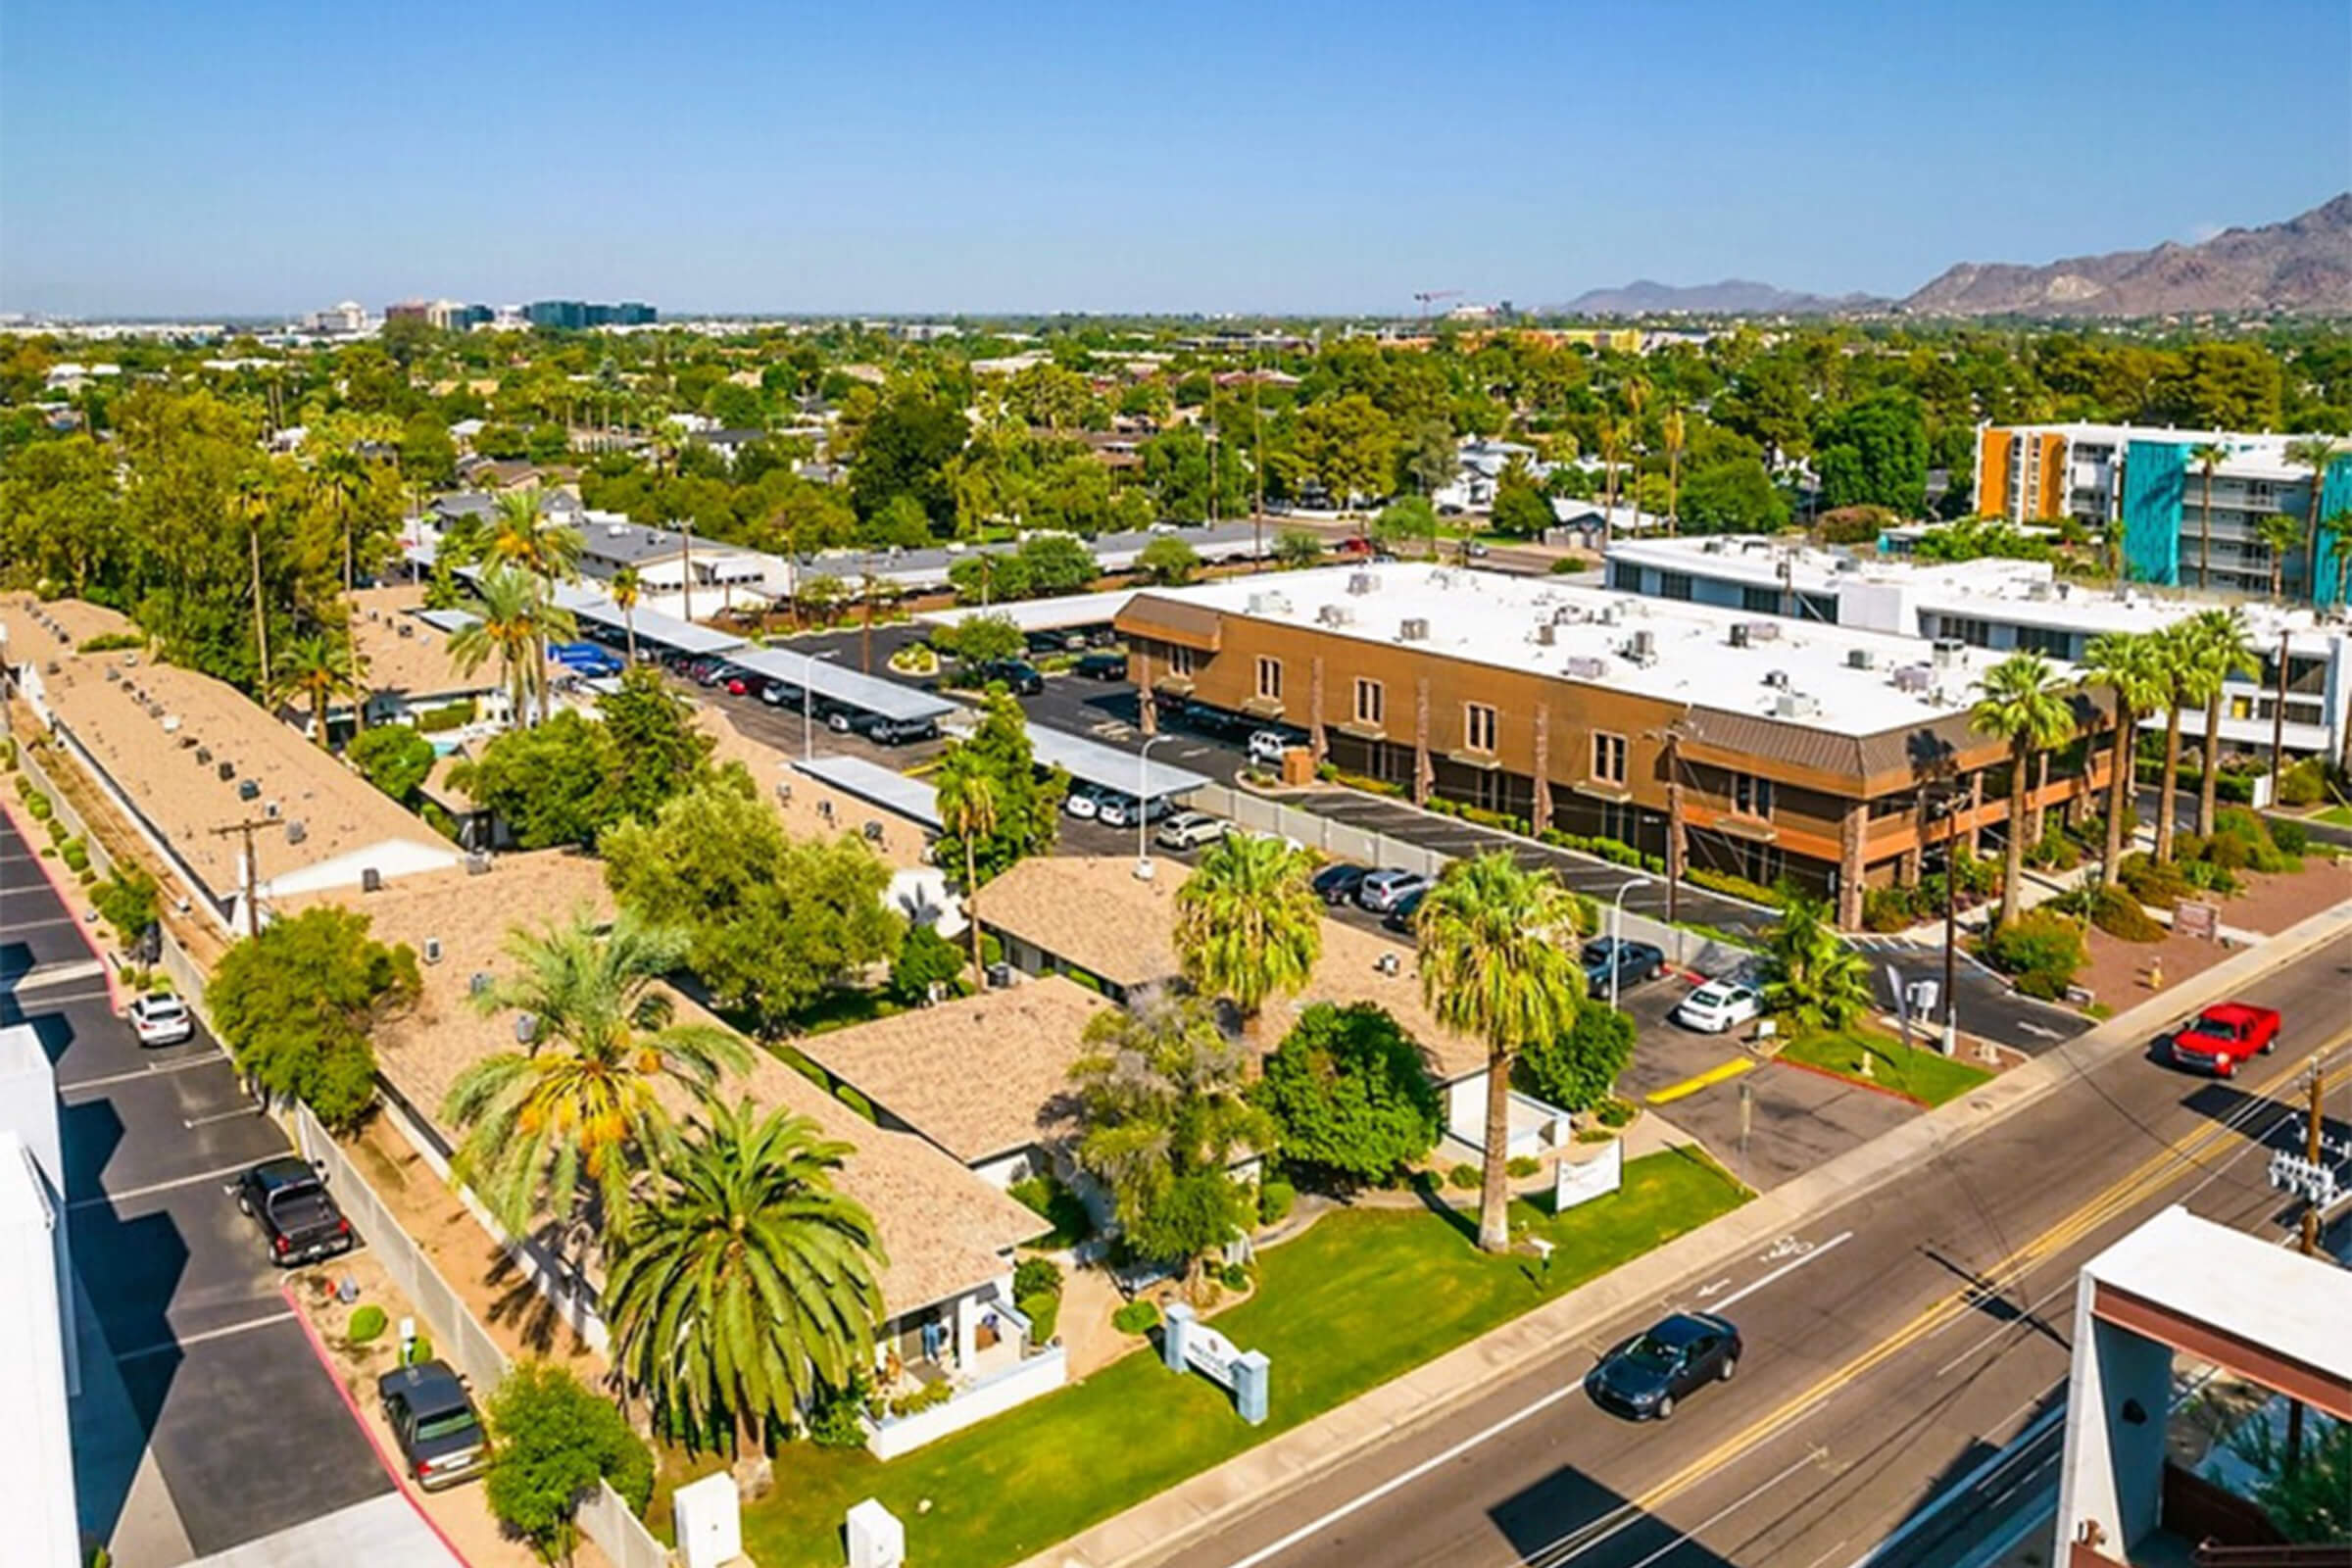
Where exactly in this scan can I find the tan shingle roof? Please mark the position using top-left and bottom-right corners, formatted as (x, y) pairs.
(348, 584), (494, 708)
(792, 978), (1114, 1163)
(280, 850), (1043, 1315)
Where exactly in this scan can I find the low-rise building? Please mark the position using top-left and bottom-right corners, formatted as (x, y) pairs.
(345, 583), (514, 734)
(1116, 564), (2116, 926)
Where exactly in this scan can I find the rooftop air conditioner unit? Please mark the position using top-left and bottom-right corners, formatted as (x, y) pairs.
(1374, 952), (1400, 977)
(1347, 571), (1377, 596)
(1743, 620), (1781, 642)
(422, 937), (443, 965)
(237, 778), (260, 801)
(1776, 691), (1820, 718)
(1565, 656), (1609, 680)
(1536, 622), (1556, 645)
(1763, 669), (1790, 689)
(1835, 557), (1861, 573)
(468, 971), (493, 997)
(1847, 648), (1877, 670)
(219, 760), (235, 781)
(1894, 664), (1934, 693)
(397, 622), (414, 638)
(265, 799), (279, 819)
(2026, 581), (2052, 601)
(1596, 605), (1620, 626)
(195, 747), (212, 764)
(1730, 624), (1750, 649)
(1932, 637), (1964, 667)
(515, 1013), (538, 1044)
(1701, 539), (1726, 554)
(105, 666), (120, 682)
(1317, 604), (1352, 627)
(1627, 629), (1656, 663)
(1399, 617), (1430, 641)
(360, 866), (382, 892)
(466, 853), (491, 875)
(285, 820), (306, 845)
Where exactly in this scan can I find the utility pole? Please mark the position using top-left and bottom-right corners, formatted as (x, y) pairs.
(212, 817), (276, 939)
(2285, 1057), (2328, 1472)
(1251, 340), (1265, 572)
(679, 520), (695, 625)
(2269, 627), (2289, 805)
(1941, 789), (1961, 1057)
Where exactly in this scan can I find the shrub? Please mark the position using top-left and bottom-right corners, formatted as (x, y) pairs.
(1017, 1291), (1059, 1346)
(1595, 1096), (1639, 1128)
(76, 632), (143, 654)
(833, 1084), (876, 1122)
(2205, 832), (2252, 871)
(1111, 1299), (1161, 1337)
(2118, 852), (2191, 910)
(404, 1333), (434, 1365)
(1446, 1162), (1482, 1191)
(2181, 858), (2240, 896)
(2025, 832), (2082, 871)
(1220, 1261), (1251, 1291)
(1516, 1002), (1636, 1113)
(414, 701), (472, 734)
(61, 837), (90, 874)
(1254, 1003), (1443, 1183)
(26, 789), (54, 821)
(1687, 867), (1788, 907)
(2269, 818), (2310, 856)
(1863, 886), (1919, 933)
(1984, 909), (2087, 997)
(2089, 884), (2165, 942)
(1257, 1179), (1295, 1225)
(1008, 1172), (1094, 1246)
(347, 1304), (388, 1343)
(2277, 757), (2328, 807)
(0, 737), (14, 770)
(1012, 1257), (1062, 1301)
(807, 1375), (871, 1446)
(1505, 1154), (1540, 1179)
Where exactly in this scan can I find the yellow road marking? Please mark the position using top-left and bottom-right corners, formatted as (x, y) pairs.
(1647, 1058), (1758, 1104)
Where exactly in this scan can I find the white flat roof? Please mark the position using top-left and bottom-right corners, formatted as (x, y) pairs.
(791, 757), (942, 831)
(2083, 1205), (2352, 1388)
(917, 589), (1137, 633)
(1137, 564), (2038, 739)
(1026, 723), (1210, 799)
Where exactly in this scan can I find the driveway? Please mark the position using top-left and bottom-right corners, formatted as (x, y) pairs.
(1, 811), (390, 1561)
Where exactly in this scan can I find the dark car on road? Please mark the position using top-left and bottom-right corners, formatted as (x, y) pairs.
(1382, 886), (1428, 934)
(1582, 938), (1668, 997)
(236, 1156), (356, 1267)
(378, 1360), (488, 1491)
(977, 659), (1045, 696)
(1076, 651), (1130, 681)
(1312, 863), (1371, 906)
(1586, 1311), (1742, 1421)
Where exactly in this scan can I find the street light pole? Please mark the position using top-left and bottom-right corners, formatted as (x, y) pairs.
(1939, 789), (1961, 1058)
(1610, 877), (1642, 1011)
(1136, 735), (1167, 878)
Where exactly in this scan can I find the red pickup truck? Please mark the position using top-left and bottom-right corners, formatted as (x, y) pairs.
(2170, 1002), (2280, 1077)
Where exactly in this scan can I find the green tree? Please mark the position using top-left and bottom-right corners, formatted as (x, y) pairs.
(1273, 527), (1325, 568)
(1757, 898), (1874, 1033)
(936, 611), (1025, 675)
(1017, 532), (1099, 595)
(2284, 435), (2345, 601)
(2226, 1411), (2350, 1544)
(603, 769), (903, 1033)
(1815, 394), (1929, 515)
(1136, 533), (1201, 586)
(597, 665), (713, 826)
(947, 551), (1032, 606)
(444, 909), (751, 1239)
(2148, 624), (2195, 864)
(1515, 1002), (1636, 1114)
(2082, 631), (2168, 887)
(483, 1362), (655, 1565)
(448, 711), (623, 850)
(91, 862), (160, 950)
(1490, 461), (1554, 538)
(348, 724), (436, 807)
(211, 906), (420, 1132)
(1678, 458), (1790, 534)
(1396, 416), (1457, 499)
(1173, 831), (1322, 1040)
(1372, 495), (1439, 561)
(932, 691), (1063, 886)
(2258, 512), (2305, 601)
(1141, 426), (1213, 523)
(889, 923), (966, 1004)
(1415, 852), (1584, 1252)
(269, 631), (364, 749)
(1970, 651), (2079, 923)
(1297, 394), (1397, 508)
(850, 392), (966, 531)
(606, 1098), (885, 1457)
(2184, 609), (2259, 838)
(449, 564), (571, 730)
(932, 745), (1002, 986)
(1253, 1003), (1441, 1184)
(608, 566), (642, 665)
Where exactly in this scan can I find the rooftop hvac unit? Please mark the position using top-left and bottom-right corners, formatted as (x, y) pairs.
(1763, 669), (1790, 689)
(1536, 622), (1556, 646)
(1847, 648), (1877, 670)
(1317, 604), (1353, 627)
(195, 747), (212, 764)
(1742, 620), (1781, 642)
(265, 800), (279, 819)
(397, 622), (414, 638)
(1247, 592), (1293, 615)
(105, 666), (120, 682)
(360, 866), (382, 892)
(422, 937), (442, 965)
(1565, 656), (1609, 680)
(2026, 580), (2052, 600)
(1835, 557), (1861, 573)
(1347, 571), (1378, 596)
(515, 1013), (538, 1044)
(1893, 664), (1935, 693)
(1701, 539), (1727, 554)
(1776, 691), (1820, 718)
(1596, 605), (1621, 626)
(145, 700), (163, 717)
(468, 971), (493, 997)
(1932, 637), (1964, 666)
(1398, 617), (1430, 642)
(285, 820), (306, 845)
(1626, 629), (1656, 663)
(466, 853), (491, 875)
(775, 782), (793, 804)
(1730, 624), (1750, 649)
(237, 778), (260, 801)
(1374, 952), (1400, 977)
(219, 760), (235, 781)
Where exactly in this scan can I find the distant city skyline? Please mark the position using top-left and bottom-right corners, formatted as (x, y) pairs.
(2, 0), (2346, 318)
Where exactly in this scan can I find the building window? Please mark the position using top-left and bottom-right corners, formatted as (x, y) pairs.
(1796, 591), (1838, 623)
(1353, 677), (1385, 727)
(1609, 561), (1643, 593)
(1168, 644), (1197, 677)
(1464, 703), (1497, 753)
(2016, 624), (2072, 658)
(1940, 614), (1993, 648)
(1734, 772), (1775, 817)
(1658, 571), (1694, 602)
(1255, 656), (1283, 702)
(1592, 730), (1628, 786)
(1741, 584), (1783, 614)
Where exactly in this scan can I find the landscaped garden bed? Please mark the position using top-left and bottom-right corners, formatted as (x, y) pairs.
(1774, 1027), (1996, 1108)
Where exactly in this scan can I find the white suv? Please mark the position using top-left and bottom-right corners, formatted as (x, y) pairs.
(129, 992), (195, 1048)
(1154, 811), (1229, 851)
(1248, 730), (1293, 767)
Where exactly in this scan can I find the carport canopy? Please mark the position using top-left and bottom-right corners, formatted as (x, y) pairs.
(551, 582), (748, 658)
(791, 756), (942, 831)
(916, 588), (1136, 635)
(730, 646), (956, 723)
(1027, 723), (1209, 801)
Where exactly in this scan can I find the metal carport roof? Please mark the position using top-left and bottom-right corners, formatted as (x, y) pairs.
(550, 583), (748, 657)
(916, 588), (1137, 634)
(1025, 723), (1209, 800)
(791, 757), (942, 831)
(729, 647), (957, 723)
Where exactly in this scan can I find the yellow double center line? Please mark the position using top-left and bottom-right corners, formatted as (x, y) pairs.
(1624, 1030), (2350, 1520)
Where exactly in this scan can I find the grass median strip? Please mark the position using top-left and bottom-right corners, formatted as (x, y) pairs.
(710, 1147), (1748, 1568)
(1776, 1027), (1993, 1108)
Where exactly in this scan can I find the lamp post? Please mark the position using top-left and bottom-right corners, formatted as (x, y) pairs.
(1930, 786), (1962, 1058)
(1609, 877), (1642, 1011)
(1135, 735), (1168, 879)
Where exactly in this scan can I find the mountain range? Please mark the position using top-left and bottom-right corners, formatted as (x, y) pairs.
(1550, 194), (2351, 319)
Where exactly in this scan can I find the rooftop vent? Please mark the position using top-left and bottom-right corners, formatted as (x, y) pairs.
(1398, 617), (1430, 642)
(1847, 648), (1877, 670)
(1374, 952), (1400, 977)
(196, 747), (213, 764)
(284, 820), (306, 845)
(2026, 580), (2052, 601)
(1776, 691), (1820, 718)
(1893, 664), (1935, 693)
(1535, 622), (1556, 646)
(1932, 637), (1964, 667)
(396, 622), (414, 638)
(423, 937), (443, 965)
(1701, 539), (1727, 555)
(1730, 624), (1750, 649)
(105, 666), (120, 683)
(237, 778), (260, 801)
(466, 853), (491, 875)
(515, 1012), (538, 1045)
(1565, 656), (1609, 680)
(162, 714), (181, 734)
(1835, 557), (1861, 573)
(360, 867), (381, 892)
(264, 799), (280, 819)
(219, 760), (235, 781)
(1763, 669), (1790, 689)
(468, 971), (493, 998)
(1625, 629), (1656, 664)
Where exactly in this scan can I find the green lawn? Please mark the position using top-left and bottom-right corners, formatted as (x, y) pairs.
(2318, 805), (2352, 828)
(719, 1147), (1747, 1568)
(1777, 1027), (1993, 1107)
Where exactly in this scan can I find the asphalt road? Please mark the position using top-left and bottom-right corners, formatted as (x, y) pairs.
(1, 811), (390, 1559)
(1157, 930), (2352, 1568)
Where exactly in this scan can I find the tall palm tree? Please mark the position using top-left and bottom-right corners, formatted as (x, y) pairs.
(2147, 624), (2196, 863)
(231, 467), (275, 691)
(2257, 512), (2306, 602)
(2284, 436), (2345, 602)
(449, 564), (572, 729)
(1414, 852), (1584, 1253)
(484, 487), (582, 722)
(1969, 652), (2078, 926)
(316, 447), (374, 730)
(2185, 610), (2260, 838)
(2082, 631), (2167, 886)
(1595, 418), (1625, 547)
(932, 748), (1001, 986)
(2186, 442), (2228, 590)
(610, 566), (642, 666)
(270, 632), (362, 748)
(1173, 832), (1322, 1042)
(605, 1097), (885, 1458)
(1661, 409), (1687, 536)
(443, 909), (751, 1243)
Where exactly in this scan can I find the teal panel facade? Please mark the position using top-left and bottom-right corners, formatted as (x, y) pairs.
(2314, 455), (2352, 608)
(2120, 440), (2184, 586)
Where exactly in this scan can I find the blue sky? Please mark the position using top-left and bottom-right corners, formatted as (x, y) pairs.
(3, 0), (2346, 317)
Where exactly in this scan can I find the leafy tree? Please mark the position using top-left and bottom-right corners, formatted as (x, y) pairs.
(602, 769), (903, 1033)
(850, 393), (966, 531)
(1273, 527), (1325, 568)
(1970, 651), (2078, 922)
(2227, 1410), (2350, 1544)
(1372, 495), (1439, 560)
(1490, 462), (1554, 539)
(1757, 899), (1874, 1033)
(449, 711), (623, 850)
(484, 1362), (655, 1564)
(1067, 995), (1273, 1283)
(1254, 1003), (1440, 1184)
(444, 908), (751, 1240)
(596, 665), (713, 826)
(1136, 533), (1201, 586)
(92, 861), (161, 951)
(1415, 852), (1584, 1252)
(1396, 416), (1457, 499)
(1173, 832), (1322, 1038)
(947, 550), (1032, 606)
(932, 692), (1063, 887)
(606, 1098), (885, 1457)
(1141, 425), (1212, 522)
(348, 724), (435, 807)
(212, 906), (420, 1132)
(1679, 458), (1791, 534)
(1516, 1001), (1636, 1113)
(1297, 394), (1396, 507)
(936, 611), (1025, 673)
(1815, 394), (1929, 516)
(1017, 532), (1098, 595)
(890, 922), (966, 1004)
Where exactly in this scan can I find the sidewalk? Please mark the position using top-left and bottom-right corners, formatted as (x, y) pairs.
(1014, 894), (2352, 1568)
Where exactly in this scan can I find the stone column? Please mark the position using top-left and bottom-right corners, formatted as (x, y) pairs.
(1310, 656), (1329, 765)
(1963, 771), (1984, 856)
(1896, 844), (1922, 886)
(1413, 677), (1433, 807)
(1136, 644), (1156, 736)
(1837, 801), (1866, 929)
(1161, 1303), (1195, 1373)
(1532, 703), (1552, 835)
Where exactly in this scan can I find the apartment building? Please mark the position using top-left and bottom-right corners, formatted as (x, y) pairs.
(1604, 535), (2352, 763)
(1115, 564), (2115, 927)
(1973, 421), (2352, 600)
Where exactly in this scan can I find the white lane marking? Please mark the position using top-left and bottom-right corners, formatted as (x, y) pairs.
(60, 1054), (225, 1094)
(1213, 1385), (1581, 1568)
(4, 985), (113, 1007)
(183, 1107), (258, 1128)
(68, 1160), (259, 1211)
(1526, 1446), (1825, 1568)
(1692, 1278), (1732, 1298)
(10, 958), (108, 990)
(1837, 1402), (2067, 1568)
(114, 1309), (297, 1362)
(1933, 1277), (2077, 1378)
(1711, 1230), (1853, 1313)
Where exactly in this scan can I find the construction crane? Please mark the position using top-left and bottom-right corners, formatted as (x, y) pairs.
(1412, 289), (1463, 324)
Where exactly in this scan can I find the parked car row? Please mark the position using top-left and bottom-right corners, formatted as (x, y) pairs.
(1065, 786), (1175, 829)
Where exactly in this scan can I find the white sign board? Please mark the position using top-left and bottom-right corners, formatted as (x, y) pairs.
(1554, 1138), (1624, 1211)
(1185, 1321), (1246, 1392)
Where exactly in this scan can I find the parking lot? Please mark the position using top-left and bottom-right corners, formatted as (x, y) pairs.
(2, 811), (389, 1560)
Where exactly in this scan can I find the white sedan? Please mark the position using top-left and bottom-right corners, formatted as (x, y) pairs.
(1673, 980), (1761, 1034)
(129, 992), (196, 1047)
(1063, 787), (1102, 820)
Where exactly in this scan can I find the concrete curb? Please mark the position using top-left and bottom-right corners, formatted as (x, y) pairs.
(1016, 895), (2352, 1568)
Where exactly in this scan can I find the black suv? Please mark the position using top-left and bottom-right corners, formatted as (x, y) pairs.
(1076, 651), (1129, 681)
(1581, 938), (1668, 998)
(1312, 863), (1371, 906)
(236, 1156), (356, 1266)
(977, 659), (1045, 696)
(379, 1360), (488, 1490)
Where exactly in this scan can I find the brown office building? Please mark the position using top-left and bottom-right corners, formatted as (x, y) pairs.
(1115, 564), (2113, 927)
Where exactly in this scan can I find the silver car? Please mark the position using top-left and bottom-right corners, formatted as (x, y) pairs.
(1154, 811), (1228, 850)
(1356, 869), (1430, 913)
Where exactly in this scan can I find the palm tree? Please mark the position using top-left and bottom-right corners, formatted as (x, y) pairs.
(1414, 852), (1583, 1253)
(1758, 898), (1872, 1033)
(316, 447), (374, 730)
(932, 748), (1000, 986)
(610, 566), (642, 666)
(443, 909), (751, 1243)
(270, 632), (362, 748)
(1969, 652), (2078, 926)
(2258, 513), (2306, 602)
(2187, 442), (2228, 590)
(2284, 436), (2345, 601)
(1595, 418), (1625, 547)
(2147, 625), (2195, 863)
(2082, 631), (2167, 885)
(231, 467), (275, 691)
(484, 487), (583, 722)
(1173, 833), (1322, 1042)
(2185, 610), (2260, 838)
(1661, 409), (1687, 536)
(449, 564), (570, 729)
(605, 1097), (884, 1458)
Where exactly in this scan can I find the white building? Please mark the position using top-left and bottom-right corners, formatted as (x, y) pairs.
(0, 1027), (79, 1568)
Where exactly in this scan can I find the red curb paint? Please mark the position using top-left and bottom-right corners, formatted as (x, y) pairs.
(279, 1283), (476, 1567)
(1769, 1054), (1936, 1111)
(0, 792), (126, 1013)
